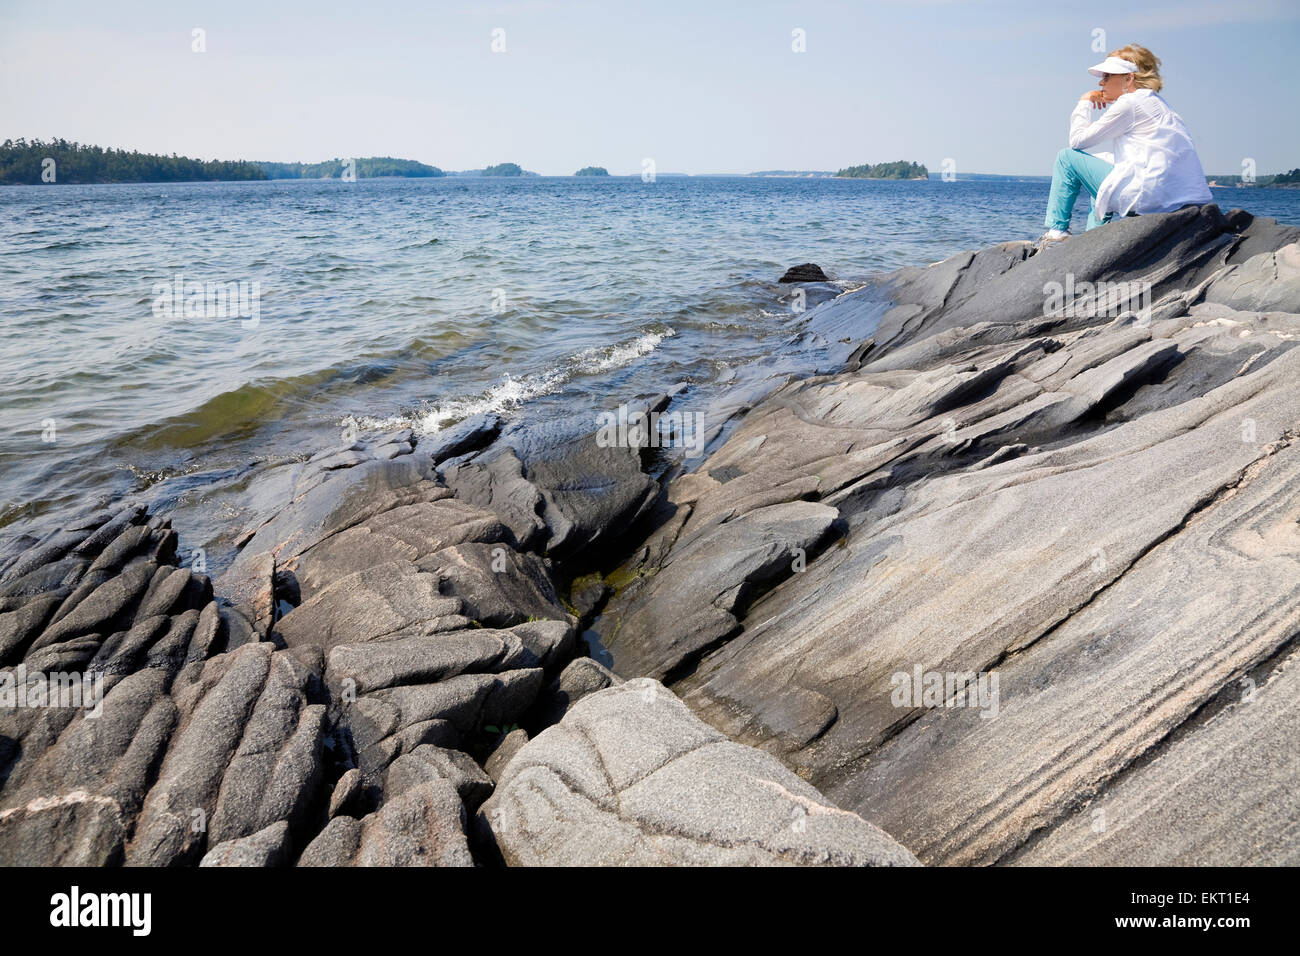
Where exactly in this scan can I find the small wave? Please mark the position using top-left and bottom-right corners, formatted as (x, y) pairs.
(357, 328), (675, 436)
(419, 368), (569, 433)
(573, 329), (674, 374)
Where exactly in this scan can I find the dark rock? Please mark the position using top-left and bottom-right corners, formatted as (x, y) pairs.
(343, 668), (542, 774)
(292, 498), (511, 604)
(127, 643), (323, 865)
(780, 263), (831, 283)
(438, 447), (546, 551)
(85, 614), (169, 677)
(38, 561), (154, 648)
(137, 567), (192, 619)
(0, 668), (176, 865)
(530, 656), (622, 728)
(415, 542), (571, 629)
(275, 561), (467, 652)
(0, 555), (87, 609)
(327, 768), (370, 819)
(484, 727), (529, 782)
(216, 455), (445, 625)
(602, 500), (840, 679)
(72, 505), (146, 559)
(440, 425), (660, 563)
(423, 414), (502, 465)
(0, 595), (60, 665)
(567, 572), (610, 621)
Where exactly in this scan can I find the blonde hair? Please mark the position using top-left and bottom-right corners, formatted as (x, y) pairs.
(1109, 44), (1163, 92)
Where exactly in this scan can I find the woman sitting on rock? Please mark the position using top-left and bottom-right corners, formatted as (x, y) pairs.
(1039, 44), (1212, 245)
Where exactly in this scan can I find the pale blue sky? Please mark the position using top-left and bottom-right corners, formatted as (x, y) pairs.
(3, 0), (1297, 175)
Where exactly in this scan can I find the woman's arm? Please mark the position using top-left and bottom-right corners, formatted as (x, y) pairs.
(1068, 93), (1136, 151)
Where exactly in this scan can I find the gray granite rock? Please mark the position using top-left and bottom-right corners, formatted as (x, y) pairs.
(297, 779), (473, 867)
(6, 204), (1298, 868)
(590, 206), (1300, 866)
(384, 744), (493, 812)
(483, 727), (529, 783)
(530, 656), (622, 727)
(126, 643), (324, 865)
(0, 667), (176, 865)
(1205, 240), (1300, 313)
(602, 500), (840, 679)
(476, 679), (919, 866)
(199, 821), (291, 867)
(327, 768), (370, 819)
(423, 413), (502, 464)
(1012, 643), (1300, 866)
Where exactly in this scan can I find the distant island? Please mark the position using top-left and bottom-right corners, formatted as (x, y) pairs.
(21, 140), (1293, 188)
(1206, 168), (1300, 189)
(444, 166), (539, 177)
(835, 161), (929, 180)
(258, 157), (443, 179)
(0, 139), (444, 184)
(0, 138), (265, 184)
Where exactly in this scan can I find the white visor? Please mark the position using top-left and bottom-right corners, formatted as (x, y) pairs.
(1088, 56), (1139, 77)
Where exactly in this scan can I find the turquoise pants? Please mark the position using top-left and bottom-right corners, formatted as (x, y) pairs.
(1045, 147), (1115, 231)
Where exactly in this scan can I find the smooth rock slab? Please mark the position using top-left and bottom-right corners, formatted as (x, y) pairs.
(1012, 645), (1300, 866)
(602, 500), (840, 679)
(475, 679), (918, 866)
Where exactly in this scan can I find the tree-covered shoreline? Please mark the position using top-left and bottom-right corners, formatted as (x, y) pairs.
(8, 141), (1295, 188)
(0, 138), (267, 184)
(834, 161), (929, 180)
(1207, 168), (1300, 188)
(0, 140), (444, 184)
(258, 157), (443, 179)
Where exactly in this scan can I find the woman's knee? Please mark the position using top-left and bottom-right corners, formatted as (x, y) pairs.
(1055, 147), (1075, 166)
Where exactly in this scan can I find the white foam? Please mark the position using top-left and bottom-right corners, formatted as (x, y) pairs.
(353, 327), (675, 436)
(574, 329), (675, 374)
(415, 367), (567, 434)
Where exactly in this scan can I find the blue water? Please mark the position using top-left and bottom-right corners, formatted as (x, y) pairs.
(3, 176), (1297, 570)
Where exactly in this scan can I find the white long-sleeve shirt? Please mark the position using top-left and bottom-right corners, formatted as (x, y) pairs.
(1068, 89), (1212, 219)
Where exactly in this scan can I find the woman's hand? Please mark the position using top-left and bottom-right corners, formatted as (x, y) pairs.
(1081, 90), (1109, 108)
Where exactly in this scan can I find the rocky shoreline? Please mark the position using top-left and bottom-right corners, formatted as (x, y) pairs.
(3, 203), (1298, 866)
